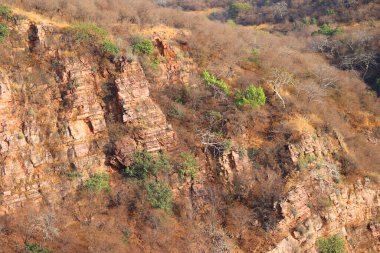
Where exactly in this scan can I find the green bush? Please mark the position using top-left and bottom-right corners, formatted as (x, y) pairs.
(326, 9), (336, 16)
(179, 152), (198, 181)
(375, 77), (380, 91)
(84, 173), (111, 192)
(247, 48), (260, 65)
(0, 5), (12, 20)
(146, 181), (173, 211)
(122, 228), (131, 245)
(124, 151), (171, 179)
(234, 85), (266, 108)
(312, 24), (342, 36)
(26, 243), (50, 253)
(101, 40), (120, 56)
(298, 153), (316, 170)
(151, 57), (160, 70)
(67, 22), (108, 43)
(316, 234), (345, 253)
(228, 1), (252, 19)
(0, 23), (9, 43)
(132, 37), (154, 55)
(167, 105), (185, 119)
(303, 17), (317, 25)
(202, 70), (230, 96)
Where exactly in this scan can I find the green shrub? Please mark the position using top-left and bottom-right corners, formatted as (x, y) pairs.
(223, 139), (233, 153)
(326, 9), (336, 16)
(66, 169), (81, 180)
(317, 234), (345, 253)
(84, 173), (111, 192)
(146, 181), (173, 211)
(234, 85), (266, 108)
(179, 152), (198, 181)
(67, 22), (108, 43)
(102, 40), (120, 56)
(0, 23), (9, 43)
(124, 151), (171, 179)
(201, 70), (230, 96)
(167, 105), (185, 119)
(151, 57), (160, 70)
(122, 228), (131, 245)
(303, 17), (317, 25)
(247, 48), (260, 65)
(312, 24), (342, 36)
(298, 153), (316, 170)
(132, 37), (154, 55)
(0, 5), (12, 20)
(375, 77), (380, 92)
(228, 1), (252, 19)
(26, 243), (50, 253)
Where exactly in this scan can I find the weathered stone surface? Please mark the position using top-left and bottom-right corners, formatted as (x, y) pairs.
(269, 133), (380, 252)
(114, 62), (176, 163)
(153, 37), (192, 86)
(115, 136), (137, 166)
(218, 150), (251, 184)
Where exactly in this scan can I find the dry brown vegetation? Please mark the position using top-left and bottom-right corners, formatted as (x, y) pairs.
(0, 0), (379, 252)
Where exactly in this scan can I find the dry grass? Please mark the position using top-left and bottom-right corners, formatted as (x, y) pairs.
(283, 114), (315, 135)
(12, 7), (69, 27)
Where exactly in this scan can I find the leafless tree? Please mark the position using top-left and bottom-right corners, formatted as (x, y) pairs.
(313, 66), (338, 89)
(310, 36), (338, 58)
(198, 129), (226, 157)
(340, 51), (377, 78)
(272, 1), (288, 19)
(297, 82), (326, 104)
(28, 210), (59, 241)
(269, 68), (297, 109)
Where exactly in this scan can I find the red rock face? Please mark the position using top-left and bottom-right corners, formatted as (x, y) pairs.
(153, 37), (192, 87)
(269, 134), (380, 253)
(114, 62), (176, 166)
(0, 56), (111, 214)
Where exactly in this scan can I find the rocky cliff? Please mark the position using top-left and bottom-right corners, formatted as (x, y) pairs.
(0, 19), (177, 216)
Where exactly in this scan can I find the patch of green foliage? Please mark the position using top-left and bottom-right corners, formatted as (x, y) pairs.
(122, 228), (131, 245)
(223, 139), (233, 153)
(316, 234), (345, 253)
(303, 17), (317, 25)
(178, 152), (198, 181)
(66, 169), (81, 180)
(0, 5), (12, 20)
(84, 173), (111, 192)
(326, 9), (336, 16)
(228, 1), (253, 19)
(298, 153), (316, 170)
(167, 105), (185, 119)
(234, 85), (266, 108)
(207, 110), (222, 120)
(132, 37), (154, 55)
(26, 243), (50, 253)
(124, 151), (171, 180)
(202, 70), (230, 96)
(146, 181), (173, 211)
(247, 48), (260, 66)
(68, 22), (108, 43)
(0, 23), (9, 43)
(312, 24), (342, 36)
(101, 40), (120, 56)
(375, 77), (380, 92)
(151, 57), (160, 70)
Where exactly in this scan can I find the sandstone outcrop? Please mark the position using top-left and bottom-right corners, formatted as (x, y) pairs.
(153, 36), (192, 86)
(114, 62), (176, 166)
(268, 134), (380, 252)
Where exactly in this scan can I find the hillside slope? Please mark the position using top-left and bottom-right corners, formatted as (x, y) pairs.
(0, 2), (379, 253)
